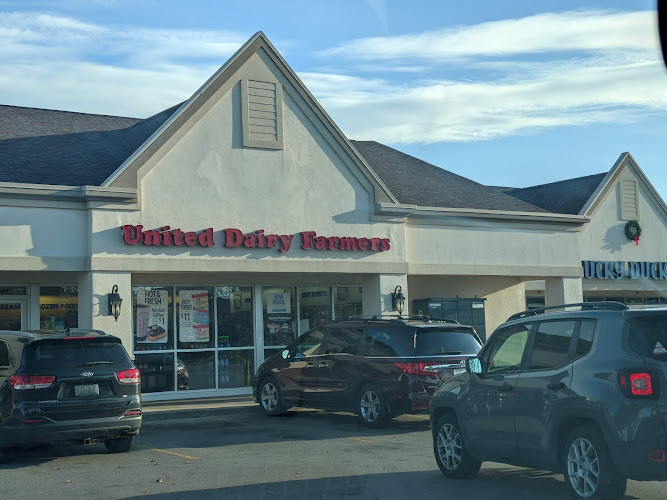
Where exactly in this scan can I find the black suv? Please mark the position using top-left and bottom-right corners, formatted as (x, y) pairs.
(429, 302), (667, 499)
(0, 329), (142, 457)
(253, 316), (482, 426)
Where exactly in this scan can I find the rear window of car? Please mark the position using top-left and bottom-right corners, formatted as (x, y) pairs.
(627, 315), (667, 362)
(22, 338), (131, 370)
(415, 329), (482, 356)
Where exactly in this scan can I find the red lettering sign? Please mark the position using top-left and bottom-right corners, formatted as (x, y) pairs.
(121, 226), (390, 253)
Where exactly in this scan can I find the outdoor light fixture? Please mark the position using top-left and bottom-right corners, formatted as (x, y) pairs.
(108, 285), (123, 322)
(392, 285), (405, 315)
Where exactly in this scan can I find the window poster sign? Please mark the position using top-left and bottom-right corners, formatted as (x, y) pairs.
(179, 290), (210, 342)
(267, 293), (290, 314)
(266, 293), (292, 345)
(136, 289), (168, 343)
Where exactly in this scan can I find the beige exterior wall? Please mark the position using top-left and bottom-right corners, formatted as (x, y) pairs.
(580, 169), (667, 263)
(0, 205), (88, 271)
(88, 50), (406, 276)
(406, 220), (582, 277)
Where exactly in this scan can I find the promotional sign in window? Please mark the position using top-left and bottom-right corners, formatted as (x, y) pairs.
(267, 293), (290, 314)
(179, 290), (210, 342)
(266, 293), (292, 345)
(136, 289), (169, 343)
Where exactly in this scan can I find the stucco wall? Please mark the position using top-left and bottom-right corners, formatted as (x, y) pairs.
(89, 50), (406, 275)
(406, 220), (582, 277)
(579, 172), (667, 262)
(0, 205), (88, 270)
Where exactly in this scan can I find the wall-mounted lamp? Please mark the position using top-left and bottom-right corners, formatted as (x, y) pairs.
(108, 285), (123, 322)
(392, 285), (405, 315)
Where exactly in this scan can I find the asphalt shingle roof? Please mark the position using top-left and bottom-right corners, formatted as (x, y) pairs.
(0, 105), (606, 216)
(0, 104), (180, 186)
(351, 140), (548, 213)
(503, 173), (607, 215)
(0, 105), (140, 140)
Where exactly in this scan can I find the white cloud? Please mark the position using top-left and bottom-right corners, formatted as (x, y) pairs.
(1, 8), (667, 148)
(303, 57), (667, 144)
(321, 10), (659, 61)
(0, 11), (248, 115)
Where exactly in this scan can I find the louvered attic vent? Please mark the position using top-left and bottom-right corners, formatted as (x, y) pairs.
(241, 78), (283, 149)
(619, 179), (639, 220)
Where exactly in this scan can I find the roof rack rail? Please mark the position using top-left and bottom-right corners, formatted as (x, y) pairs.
(507, 301), (629, 322)
(341, 314), (432, 322)
(429, 318), (461, 325)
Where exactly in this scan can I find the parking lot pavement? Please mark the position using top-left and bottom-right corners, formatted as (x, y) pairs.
(1, 398), (666, 500)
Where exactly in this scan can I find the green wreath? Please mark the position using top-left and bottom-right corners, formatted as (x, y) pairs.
(625, 219), (642, 243)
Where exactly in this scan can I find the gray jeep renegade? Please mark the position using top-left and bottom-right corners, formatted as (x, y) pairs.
(429, 301), (667, 499)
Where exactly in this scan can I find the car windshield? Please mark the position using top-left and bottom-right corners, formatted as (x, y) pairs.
(415, 329), (482, 356)
(22, 338), (131, 370)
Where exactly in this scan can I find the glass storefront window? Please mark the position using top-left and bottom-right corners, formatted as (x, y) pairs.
(135, 352), (176, 393)
(177, 351), (215, 391)
(40, 286), (78, 329)
(216, 286), (253, 347)
(263, 287), (296, 347)
(176, 286), (215, 349)
(217, 350), (254, 388)
(334, 286), (362, 320)
(133, 287), (174, 352)
(0, 287), (27, 296)
(299, 286), (331, 331)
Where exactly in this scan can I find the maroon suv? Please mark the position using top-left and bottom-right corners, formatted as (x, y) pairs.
(253, 316), (483, 426)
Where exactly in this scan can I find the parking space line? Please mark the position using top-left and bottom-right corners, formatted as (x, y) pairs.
(135, 444), (199, 460)
(348, 437), (374, 443)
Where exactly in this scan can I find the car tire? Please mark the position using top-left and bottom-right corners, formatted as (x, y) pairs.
(357, 384), (388, 427)
(563, 425), (627, 500)
(104, 435), (135, 453)
(258, 377), (287, 416)
(433, 413), (481, 479)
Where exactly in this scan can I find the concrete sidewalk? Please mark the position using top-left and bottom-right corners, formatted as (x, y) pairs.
(141, 395), (256, 422)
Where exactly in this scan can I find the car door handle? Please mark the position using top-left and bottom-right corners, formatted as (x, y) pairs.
(547, 382), (566, 390)
(319, 362), (329, 368)
(498, 383), (513, 392)
(305, 363), (315, 368)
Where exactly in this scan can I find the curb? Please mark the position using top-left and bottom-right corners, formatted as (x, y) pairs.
(141, 396), (257, 422)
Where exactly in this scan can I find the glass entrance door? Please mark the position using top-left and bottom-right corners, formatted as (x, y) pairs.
(0, 299), (26, 331)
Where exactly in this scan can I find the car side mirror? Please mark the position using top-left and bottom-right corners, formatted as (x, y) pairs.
(466, 357), (483, 375)
(281, 349), (291, 360)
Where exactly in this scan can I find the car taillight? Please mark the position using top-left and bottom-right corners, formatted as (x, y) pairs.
(618, 371), (657, 397)
(116, 368), (141, 385)
(394, 362), (439, 376)
(9, 375), (56, 390)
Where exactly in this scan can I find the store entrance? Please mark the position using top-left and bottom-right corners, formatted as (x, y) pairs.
(0, 299), (26, 331)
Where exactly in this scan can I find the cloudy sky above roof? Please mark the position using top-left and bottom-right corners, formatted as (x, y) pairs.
(1, 0), (666, 199)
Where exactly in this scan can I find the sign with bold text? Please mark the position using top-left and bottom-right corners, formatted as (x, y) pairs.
(121, 225), (390, 253)
(582, 260), (667, 280)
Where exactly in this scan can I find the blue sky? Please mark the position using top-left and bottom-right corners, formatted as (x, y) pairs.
(2, 0), (666, 201)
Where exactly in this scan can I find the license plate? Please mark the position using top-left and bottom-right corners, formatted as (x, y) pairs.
(75, 384), (99, 397)
(453, 368), (466, 376)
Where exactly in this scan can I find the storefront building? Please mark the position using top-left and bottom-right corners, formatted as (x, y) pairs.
(2, 33), (667, 400)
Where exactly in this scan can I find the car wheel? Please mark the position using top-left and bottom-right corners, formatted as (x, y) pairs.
(104, 435), (135, 453)
(358, 384), (388, 427)
(563, 425), (627, 499)
(258, 377), (287, 416)
(433, 413), (481, 479)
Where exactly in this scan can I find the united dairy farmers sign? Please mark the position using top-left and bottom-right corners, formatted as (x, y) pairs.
(121, 225), (391, 253)
(582, 260), (667, 280)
